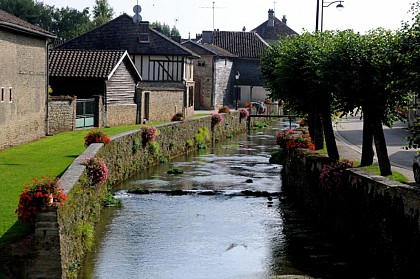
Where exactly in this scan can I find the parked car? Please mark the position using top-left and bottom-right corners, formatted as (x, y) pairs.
(413, 154), (420, 183)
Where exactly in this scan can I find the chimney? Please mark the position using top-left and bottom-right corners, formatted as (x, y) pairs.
(138, 21), (150, 43)
(201, 31), (213, 43)
(282, 15), (287, 25)
(171, 35), (181, 43)
(268, 9), (274, 27)
(242, 26), (246, 32)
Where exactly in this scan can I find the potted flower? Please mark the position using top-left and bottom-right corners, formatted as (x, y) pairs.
(84, 130), (111, 147)
(218, 106), (231, 114)
(319, 160), (354, 191)
(82, 157), (109, 187)
(211, 113), (223, 127)
(16, 176), (66, 225)
(239, 108), (249, 120)
(141, 126), (158, 145)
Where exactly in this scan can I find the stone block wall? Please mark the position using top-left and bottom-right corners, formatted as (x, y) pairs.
(48, 96), (76, 135)
(22, 112), (249, 279)
(283, 148), (420, 277)
(106, 104), (137, 126)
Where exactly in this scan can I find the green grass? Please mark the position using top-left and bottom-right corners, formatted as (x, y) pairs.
(0, 125), (139, 244)
(359, 164), (409, 183)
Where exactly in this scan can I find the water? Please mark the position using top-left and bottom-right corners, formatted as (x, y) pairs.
(80, 121), (372, 279)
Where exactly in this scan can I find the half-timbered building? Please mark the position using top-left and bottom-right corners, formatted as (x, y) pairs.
(55, 14), (199, 123)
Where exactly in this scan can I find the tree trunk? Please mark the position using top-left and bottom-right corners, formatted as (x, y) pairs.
(361, 109), (375, 166)
(371, 109), (392, 176)
(322, 101), (339, 160)
(307, 106), (324, 150)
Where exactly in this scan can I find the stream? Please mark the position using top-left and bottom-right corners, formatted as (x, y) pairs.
(80, 120), (374, 279)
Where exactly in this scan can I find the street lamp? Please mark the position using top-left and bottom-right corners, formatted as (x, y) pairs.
(235, 71), (240, 110)
(315, 0), (344, 32)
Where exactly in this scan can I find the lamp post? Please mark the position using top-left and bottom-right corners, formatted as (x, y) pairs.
(235, 71), (240, 110)
(316, 0), (344, 31)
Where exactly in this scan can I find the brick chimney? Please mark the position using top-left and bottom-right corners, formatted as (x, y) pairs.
(282, 15), (287, 25)
(268, 9), (275, 27)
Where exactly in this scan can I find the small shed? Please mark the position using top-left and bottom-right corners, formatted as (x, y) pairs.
(49, 49), (142, 128)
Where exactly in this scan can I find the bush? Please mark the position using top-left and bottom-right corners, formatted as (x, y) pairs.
(83, 157), (109, 187)
(84, 130), (111, 147)
(16, 176), (66, 225)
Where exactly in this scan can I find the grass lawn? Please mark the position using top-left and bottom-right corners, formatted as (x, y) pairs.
(0, 125), (139, 244)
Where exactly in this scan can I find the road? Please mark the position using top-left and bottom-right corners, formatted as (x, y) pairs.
(335, 116), (417, 184)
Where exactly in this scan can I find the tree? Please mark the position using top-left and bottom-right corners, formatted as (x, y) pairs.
(150, 21), (180, 38)
(261, 32), (339, 160)
(92, 0), (114, 27)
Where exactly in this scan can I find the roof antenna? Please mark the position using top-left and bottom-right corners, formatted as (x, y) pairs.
(274, 1), (276, 13)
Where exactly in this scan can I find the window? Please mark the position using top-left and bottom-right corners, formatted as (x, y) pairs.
(1, 87), (4, 102)
(198, 61), (206, 67)
(9, 87), (12, 102)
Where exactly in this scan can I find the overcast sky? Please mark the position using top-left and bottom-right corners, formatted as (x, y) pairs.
(41, 0), (417, 38)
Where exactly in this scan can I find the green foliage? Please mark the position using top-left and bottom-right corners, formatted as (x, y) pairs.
(194, 127), (210, 149)
(254, 121), (268, 128)
(149, 141), (161, 156)
(75, 221), (94, 251)
(132, 137), (141, 154)
(269, 149), (284, 164)
(150, 21), (180, 37)
(359, 165), (408, 183)
(167, 168), (184, 175)
(92, 0), (113, 27)
(103, 192), (122, 207)
(186, 139), (194, 148)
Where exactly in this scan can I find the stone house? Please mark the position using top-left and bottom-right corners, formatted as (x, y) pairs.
(55, 14), (199, 123)
(197, 30), (269, 108)
(0, 9), (56, 149)
(181, 40), (237, 110)
(251, 9), (298, 44)
(49, 49), (142, 130)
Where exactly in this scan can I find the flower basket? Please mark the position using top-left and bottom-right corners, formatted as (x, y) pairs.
(83, 157), (109, 187)
(319, 160), (354, 191)
(218, 106), (231, 114)
(211, 113), (223, 127)
(16, 176), (66, 225)
(141, 126), (158, 145)
(239, 108), (249, 119)
(84, 130), (111, 147)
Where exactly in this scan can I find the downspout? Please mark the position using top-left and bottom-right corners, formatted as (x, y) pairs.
(45, 40), (54, 136)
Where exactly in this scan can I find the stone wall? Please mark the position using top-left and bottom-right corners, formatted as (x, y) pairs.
(106, 104), (137, 126)
(283, 148), (420, 277)
(0, 29), (48, 149)
(23, 112), (249, 279)
(48, 96), (76, 135)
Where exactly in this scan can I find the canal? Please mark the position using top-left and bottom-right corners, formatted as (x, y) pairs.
(80, 121), (374, 279)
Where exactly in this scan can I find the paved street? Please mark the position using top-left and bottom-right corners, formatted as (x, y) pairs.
(335, 116), (417, 184)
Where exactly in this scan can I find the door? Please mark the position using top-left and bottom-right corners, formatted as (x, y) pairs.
(76, 98), (95, 128)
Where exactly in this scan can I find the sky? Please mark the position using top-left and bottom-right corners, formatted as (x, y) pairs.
(41, 0), (417, 38)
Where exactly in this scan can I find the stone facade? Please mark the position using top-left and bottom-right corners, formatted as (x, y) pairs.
(48, 96), (76, 135)
(107, 104), (137, 126)
(0, 29), (48, 149)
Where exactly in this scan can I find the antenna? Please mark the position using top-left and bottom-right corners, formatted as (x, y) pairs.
(274, 1), (276, 13)
(199, 1), (225, 30)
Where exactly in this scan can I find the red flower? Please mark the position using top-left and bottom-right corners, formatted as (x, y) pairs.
(16, 176), (66, 225)
(84, 130), (111, 147)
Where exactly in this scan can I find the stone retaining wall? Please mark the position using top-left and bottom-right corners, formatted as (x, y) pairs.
(26, 111), (253, 279)
(283, 148), (420, 277)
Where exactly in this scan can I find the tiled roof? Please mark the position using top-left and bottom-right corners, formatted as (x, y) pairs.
(182, 40), (237, 58)
(0, 9), (55, 38)
(49, 49), (138, 79)
(56, 14), (198, 58)
(251, 17), (298, 43)
(201, 31), (269, 58)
